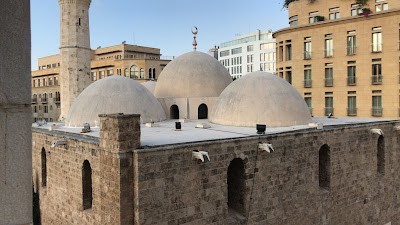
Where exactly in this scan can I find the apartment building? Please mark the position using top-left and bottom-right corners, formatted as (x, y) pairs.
(273, 0), (400, 118)
(32, 43), (172, 122)
(218, 30), (276, 79)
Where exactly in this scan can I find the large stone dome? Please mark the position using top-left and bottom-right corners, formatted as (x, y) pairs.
(141, 80), (157, 94)
(154, 51), (232, 98)
(210, 71), (312, 127)
(65, 76), (166, 127)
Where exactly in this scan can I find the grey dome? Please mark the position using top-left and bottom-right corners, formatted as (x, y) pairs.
(141, 80), (157, 94)
(154, 51), (232, 98)
(210, 71), (312, 127)
(65, 76), (166, 127)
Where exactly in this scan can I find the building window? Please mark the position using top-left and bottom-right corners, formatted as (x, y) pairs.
(44, 106), (48, 113)
(329, 7), (340, 20)
(227, 158), (246, 216)
(372, 95), (382, 116)
(82, 160), (92, 210)
(220, 50), (230, 57)
(325, 97), (333, 116)
(247, 45), (253, 52)
(41, 148), (47, 187)
(91, 72), (97, 81)
(372, 27), (382, 52)
(319, 144), (331, 190)
(129, 65), (139, 79)
(54, 77), (58, 85)
(247, 55), (253, 63)
(286, 43), (292, 61)
(289, 15), (298, 27)
(372, 60), (382, 84)
(325, 66), (333, 87)
(99, 70), (105, 79)
(247, 64), (253, 73)
(260, 43), (274, 50)
(152, 68), (156, 79)
(304, 38), (312, 59)
(286, 70), (292, 84)
(140, 69), (144, 79)
(198, 104), (208, 119)
(375, 0), (389, 12)
(231, 47), (242, 55)
(309, 11), (319, 24)
(347, 62), (357, 86)
(347, 31), (357, 55)
(304, 68), (312, 88)
(351, 3), (363, 16)
(305, 97), (312, 115)
(124, 68), (129, 77)
(324, 37), (333, 57)
(348, 96), (357, 116)
(107, 69), (114, 76)
(48, 77), (53, 86)
(377, 135), (385, 175)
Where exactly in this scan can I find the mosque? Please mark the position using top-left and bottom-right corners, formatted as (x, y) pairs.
(31, 0), (400, 225)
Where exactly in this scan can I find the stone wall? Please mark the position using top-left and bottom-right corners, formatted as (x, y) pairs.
(134, 122), (400, 225)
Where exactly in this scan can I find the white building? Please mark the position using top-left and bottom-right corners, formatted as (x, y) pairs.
(218, 30), (276, 79)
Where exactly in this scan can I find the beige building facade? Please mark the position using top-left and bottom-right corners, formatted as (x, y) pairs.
(31, 44), (171, 122)
(273, 0), (400, 118)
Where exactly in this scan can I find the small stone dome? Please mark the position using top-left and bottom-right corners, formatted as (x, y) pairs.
(210, 71), (312, 127)
(141, 80), (157, 94)
(65, 76), (166, 127)
(154, 51), (232, 98)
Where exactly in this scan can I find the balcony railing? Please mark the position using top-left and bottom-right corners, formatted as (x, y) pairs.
(372, 107), (383, 117)
(372, 75), (382, 85)
(324, 49), (334, 58)
(347, 76), (357, 86)
(325, 107), (334, 116)
(325, 78), (333, 87)
(41, 98), (47, 103)
(371, 44), (383, 53)
(304, 51), (312, 60)
(347, 108), (357, 116)
(304, 79), (312, 88)
(347, 46), (357, 55)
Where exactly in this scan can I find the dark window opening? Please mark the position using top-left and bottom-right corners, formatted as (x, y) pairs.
(198, 103), (208, 119)
(319, 144), (331, 190)
(152, 68), (156, 79)
(41, 148), (47, 187)
(377, 136), (385, 175)
(227, 158), (246, 215)
(82, 160), (92, 210)
(78, 18), (81, 26)
(170, 105), (179, 119)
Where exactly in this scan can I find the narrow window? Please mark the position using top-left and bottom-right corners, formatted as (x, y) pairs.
(319, 144), (331, 190)
(41, 148), (47, 187)
(198, 104), (208, 119)
(82, 160), (92, 210)
(78, 18), (81, 26)
(227, 158), (246, 215)
(152, 68), (156, 79)
(377, 136), (385, 175)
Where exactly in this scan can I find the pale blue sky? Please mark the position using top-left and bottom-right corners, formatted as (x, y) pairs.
(31, 0), (289, 69)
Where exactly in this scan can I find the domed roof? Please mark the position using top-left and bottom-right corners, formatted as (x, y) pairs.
(141, 80), (157, 94)
(154, 51), (232, 98)
(65, 76), (166, 127)
(210, 71), (312, 127)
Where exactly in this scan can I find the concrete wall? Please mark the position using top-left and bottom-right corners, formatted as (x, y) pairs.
(0, 0), (32, 224)
(134, 122), (400, 225)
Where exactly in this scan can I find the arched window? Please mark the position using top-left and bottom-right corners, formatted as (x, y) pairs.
(130, 65), (139, 79)
(82, 160), (92, 210)
(124, 68), (129, 77)
(319, 144), (331, 190)
(152, 68), (156, 79)
(140, 69), (144, 79)
(227, 158), (246, 215)
(198, 104), (208, 119)
(41, 148), (47, 187)
(377, 136), (385, 175)
(149, 68), (152, 79)
(170, 105), (179, 119)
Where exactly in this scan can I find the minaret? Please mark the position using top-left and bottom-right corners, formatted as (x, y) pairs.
(58, 0), (92, 120)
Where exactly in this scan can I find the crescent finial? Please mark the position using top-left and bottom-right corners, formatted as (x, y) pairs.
(192, 26), (198, 35)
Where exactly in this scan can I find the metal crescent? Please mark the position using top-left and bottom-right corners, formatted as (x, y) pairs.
(192, 26), (198, 35)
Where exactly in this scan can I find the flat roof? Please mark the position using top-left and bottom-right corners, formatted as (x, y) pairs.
(32, 117), (398, 147)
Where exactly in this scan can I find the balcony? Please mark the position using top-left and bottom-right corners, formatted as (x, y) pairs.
(324, 49), (334, 58)
(304, 51), (312, 60)
(371, 44), (382, 53)
(347, 46), (357, 55)
(325, 78), (333, 87)
(32, 98), (37, 104)
(325, 107), (334, 116)
(304, 79), (312, 88)
(371, 75), (382, 85)
(54, 97), (61, 104)
(347, 76), (357, 86)
(347, 108), (357, 116)
(41, 98), (48, 104)
(372, 107), (383, 117)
